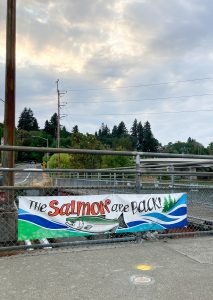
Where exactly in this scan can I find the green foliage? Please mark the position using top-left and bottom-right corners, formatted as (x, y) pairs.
(15, 130), (51, 162)
(112, 125), (118, 137)
(48, 154), (71, 169)
(17, 108), (39, 131)
(137, 121), (144, 151)
(101, 147), (133, 168)
(61, 126), (70, 139)
(143, 121), (159, 152)
(44, 113), (58, 138)
(61, 132), (104, 169)
(163, 195), (176, 213)
(117, 121), (128, 137)
(130, 119), (138, 149)
(207, 142), (213, 155)
(101, 155), (133, 168)
(5, 106), (212, 165)
(164, 138), (207, 155)
(72, 125), (79, 134)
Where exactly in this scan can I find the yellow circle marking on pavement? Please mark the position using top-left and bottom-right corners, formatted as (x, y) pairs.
(136, 264), (153, 271)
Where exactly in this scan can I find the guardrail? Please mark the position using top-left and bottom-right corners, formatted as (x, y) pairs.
(0, 145), (212, 253)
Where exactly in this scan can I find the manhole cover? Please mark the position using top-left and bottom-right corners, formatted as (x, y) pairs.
(130, 275), (154, 285)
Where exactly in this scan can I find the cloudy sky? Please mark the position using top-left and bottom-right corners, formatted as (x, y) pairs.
(0, 0), (213, 146)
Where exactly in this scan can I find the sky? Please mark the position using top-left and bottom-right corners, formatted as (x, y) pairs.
(0, 0), (213, 147)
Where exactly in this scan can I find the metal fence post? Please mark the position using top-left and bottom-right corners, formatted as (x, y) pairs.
(136, 154), (141, 193)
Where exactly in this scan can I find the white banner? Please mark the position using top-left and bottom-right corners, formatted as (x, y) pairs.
(18, 193), (187, 240)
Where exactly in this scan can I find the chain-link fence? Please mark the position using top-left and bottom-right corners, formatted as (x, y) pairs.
(0, 146), (213, 253)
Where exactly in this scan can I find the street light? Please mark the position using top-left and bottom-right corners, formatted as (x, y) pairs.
(32, 136), (49, 168)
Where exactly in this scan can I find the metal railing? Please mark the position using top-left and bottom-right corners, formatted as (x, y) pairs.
(0, 145), (212, 253)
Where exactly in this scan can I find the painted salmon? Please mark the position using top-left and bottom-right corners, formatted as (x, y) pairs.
(66, 216), (120, 233)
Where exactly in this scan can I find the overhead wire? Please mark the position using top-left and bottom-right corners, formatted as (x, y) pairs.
(61, 76), (213, 120)
(64, 108), (213, 117)
(65, 76), (213, 92)
(65, 92), (213, 104)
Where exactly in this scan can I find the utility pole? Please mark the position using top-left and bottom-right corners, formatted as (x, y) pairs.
(56, 79), (60, 149)
(56, 79), (66, 167)
(3, 0), (16, 187)
(0, 0), (17, 244)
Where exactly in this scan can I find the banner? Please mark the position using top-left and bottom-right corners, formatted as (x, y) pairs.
(18, 193), (187, 240)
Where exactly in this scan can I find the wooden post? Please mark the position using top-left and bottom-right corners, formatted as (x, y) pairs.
(3, 0), (16, 188)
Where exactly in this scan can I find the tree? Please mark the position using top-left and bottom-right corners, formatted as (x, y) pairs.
(17, 107), (39, 131)
(49, 154), (71, 169)
(137, 121), (144, 151)
(69, 132), (103, 168)
(162, 197), (169, 213)
(44, 120), (51, 135)
(61, 126), (70, 138)
(131, 119), (138, 149)
(97, 123), (111, 146)
(187, 137), (206, 154)
(207, 142), (213, 155)
(101, 154), (133, 168)
(131, 119), (138, 137)
(143, 121), (158, 152)
(98, 123), (110, 138)
(164, 138), (206, 155)
(44, 113), (58, 138)
(72, 125), (79, 134)
(117, 121), (128, 137)
(112, 125), (118, 137)
(163, 195), (176, 212)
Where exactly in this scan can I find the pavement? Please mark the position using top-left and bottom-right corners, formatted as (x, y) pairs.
(188, 205), (213, 222)
(0, 236), (212, 300)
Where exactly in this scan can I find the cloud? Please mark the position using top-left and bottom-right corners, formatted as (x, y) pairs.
(0, 0), (213, 147)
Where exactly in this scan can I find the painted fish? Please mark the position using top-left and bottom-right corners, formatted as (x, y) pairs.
(66, 216), (120, 233)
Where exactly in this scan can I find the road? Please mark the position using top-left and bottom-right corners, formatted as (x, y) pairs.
(0, 236), (212, 300)
(15, 163), (43, 186)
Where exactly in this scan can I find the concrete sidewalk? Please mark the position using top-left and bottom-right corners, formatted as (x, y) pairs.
(0, 236), (212, 300)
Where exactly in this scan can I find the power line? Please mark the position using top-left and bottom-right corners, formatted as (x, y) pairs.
(65, 76), (213, 92)
(65, 108), (213, 117)
(66, 92), (213, 104)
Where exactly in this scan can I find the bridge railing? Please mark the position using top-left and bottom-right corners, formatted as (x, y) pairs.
(0, 145), (212, 252)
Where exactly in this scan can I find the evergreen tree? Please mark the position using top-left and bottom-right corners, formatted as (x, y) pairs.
(44, 113), (58, 138)
(143, 121), (158, 152)
(98, 123), (110, 138)
(137, 121), (144, 151)
(32, 118), (39, 131)
(131, 119), (138, 149)
(207, 142), (213, 155)
(44, 120), (51, 135)
(117, 121), (128, 137)
(163, 197), (169, 213)
(131, 119), (138, 137)
(17, 107), (39, 131)
(61, 126), (70, 138)
(49, 113), (58, 137)
(163, 195), (176, 212)
(112, 125), (118, 137)
(72, 125), (79, 134)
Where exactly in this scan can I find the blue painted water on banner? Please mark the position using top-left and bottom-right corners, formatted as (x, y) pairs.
(19, 214), (68, 230)
(18, 194), (187, 233)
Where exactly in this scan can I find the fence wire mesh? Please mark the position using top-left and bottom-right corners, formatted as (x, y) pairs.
(0, 148), (213, 253)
